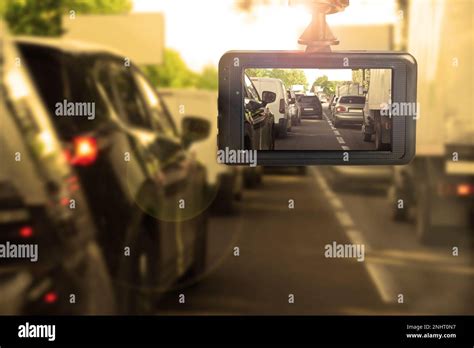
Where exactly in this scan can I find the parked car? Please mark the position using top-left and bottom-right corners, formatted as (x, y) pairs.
(331, 95), (366, 128)
(159, 88), (243, 215)
(251, 77), (291, 137)
(287, 90), (301, 125)
(243, 74), (276, 187)
(17, 37), (211, 312)
(244, 74), (276, 151)
(1, 35), (115, 315)
(298, 95), (323, 119)
(329, 95), (339, 115)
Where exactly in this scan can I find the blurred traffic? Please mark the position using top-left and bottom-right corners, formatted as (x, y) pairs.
(1, 0), (473, 315)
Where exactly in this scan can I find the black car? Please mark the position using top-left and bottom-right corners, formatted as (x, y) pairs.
(298, 95), (323, 119)
(17, 38), (211, 313)
(243, 73), (275, 151)
(1, 37), (115, 314)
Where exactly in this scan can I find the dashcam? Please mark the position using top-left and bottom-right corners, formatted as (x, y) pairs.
(218, 51), (417, 166)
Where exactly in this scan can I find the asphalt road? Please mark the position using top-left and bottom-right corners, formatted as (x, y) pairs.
(275, 107), (376, 151)
(156, 167), (474, 315)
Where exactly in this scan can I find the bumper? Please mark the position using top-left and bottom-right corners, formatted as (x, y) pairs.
(301, 108), (322, 117)
(334, 113), (364, 123)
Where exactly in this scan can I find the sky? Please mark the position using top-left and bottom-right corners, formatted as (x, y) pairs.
(132, 0), (397, 74)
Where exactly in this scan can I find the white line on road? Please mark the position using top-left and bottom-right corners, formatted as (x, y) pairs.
(334, 130), (341, 136)
(310, 167), (399, 304)
(336, 137), (345, 144)
(341, 145), (350, 151)
(335, 211), (354, 227)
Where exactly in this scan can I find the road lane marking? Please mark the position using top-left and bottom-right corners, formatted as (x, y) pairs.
(335, 211), (354, 227)
(334, 130), (341, 136)
(336, 137), (345, 144)
(329, 196), (344, 209)
(310, 167), (399, 304)
(341, 146), (350, 151)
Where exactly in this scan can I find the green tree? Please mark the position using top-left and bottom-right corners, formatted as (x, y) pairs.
(142, 49), (199, 89)
(246, 69), (308, 90)
(196, 65), (218, 90)
(311, 75), (337, 96)
(3, 0), (132, 36)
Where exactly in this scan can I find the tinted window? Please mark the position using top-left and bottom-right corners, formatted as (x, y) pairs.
(105, 61), (151, 129)
(339, 96), (366, 104)
(19, 45), (108, 138)
(300, 96), (319, 103)
(133, 71), (176, 137)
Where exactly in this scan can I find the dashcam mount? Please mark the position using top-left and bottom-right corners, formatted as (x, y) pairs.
(297, 0), (349, 52)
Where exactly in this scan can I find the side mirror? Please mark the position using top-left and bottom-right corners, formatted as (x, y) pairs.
(246, 99), (262, 113)
(181, 116), (211, 148)
(261, 91), (276, 105)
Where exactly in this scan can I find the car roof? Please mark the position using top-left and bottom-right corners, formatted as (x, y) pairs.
(14, 36), (124, 58)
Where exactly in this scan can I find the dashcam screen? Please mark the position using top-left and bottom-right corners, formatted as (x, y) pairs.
(244, 68), (393, 151)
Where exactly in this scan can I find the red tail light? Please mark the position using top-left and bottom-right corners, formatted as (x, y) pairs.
(43, 291), (58, 304)
(438, 182), (474, 197)
(336, 106), (347, 113)
(65, 136), (98, 166)
(19, 225), (33, 238)
(457, 183), (474, 196)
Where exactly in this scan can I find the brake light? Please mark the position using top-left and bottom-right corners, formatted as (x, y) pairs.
(438, 182), (474, 197)
(336, 106), (347, 112)
(65, 136), (98, 166)
(43, 291), (58, 304)
(457, 183), (474, 196)
(19, 225), (33, 238)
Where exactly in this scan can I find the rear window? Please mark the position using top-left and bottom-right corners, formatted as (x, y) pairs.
(339, 96), (365, 104)
(19, 45), (108, 138)
(300, 96), (319, 103)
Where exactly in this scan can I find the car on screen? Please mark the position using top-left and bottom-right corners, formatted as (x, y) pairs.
(298, 95), (323, 119)
(1, 36), (115, 315)
(331, 95), (366, 128)
(287, 90), (301, 125)
(17, 37), (211, 313)
(250, 77), (291, 138)
(329, 95), (339, 115)
(242, 74), (276, 151)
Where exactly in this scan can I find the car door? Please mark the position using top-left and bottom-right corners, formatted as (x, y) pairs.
(98, 58), (202, 278)
(244, 75), (270, 150)
(130, 67), (206, 275)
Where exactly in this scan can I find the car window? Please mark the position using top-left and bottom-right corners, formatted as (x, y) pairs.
(106, 61), (151, 129)
(245, 75), (261, 102)
(339, 96), (366, 104)
(300, 96), (319, 103)
(18, 45), (108, 138)
(132, 70), (177, 137)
